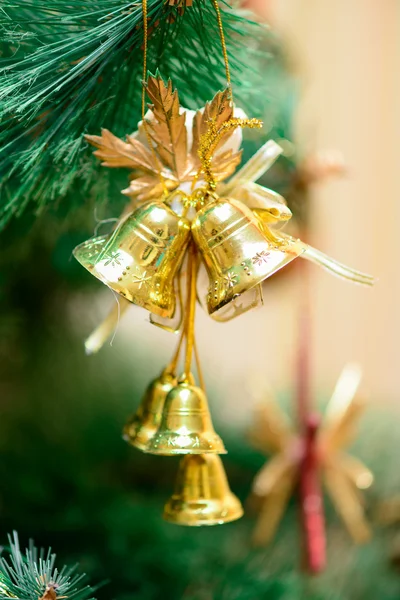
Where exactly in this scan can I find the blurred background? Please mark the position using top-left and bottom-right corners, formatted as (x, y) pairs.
(1, 1), (400, 599)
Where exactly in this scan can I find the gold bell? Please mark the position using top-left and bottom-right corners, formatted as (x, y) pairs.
(191, 197), (303, 314)
(74, 202), (191, 318)
(163, 454), (243, 526)
(122, 370), (176, 452)
(147, 377), (226, 455)
(73, 234), (108, 274)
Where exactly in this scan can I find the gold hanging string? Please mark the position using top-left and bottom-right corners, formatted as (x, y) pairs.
(166, 311), (205, 389)
(183, 241), (198, 377)
(141, 0), (149, 123)
(167, 253), (204, 386)
(194, 339), (206, 392)
(166, 324), (186, 375)
(141, 0), (168, 195)
(210, 0), (232, 95)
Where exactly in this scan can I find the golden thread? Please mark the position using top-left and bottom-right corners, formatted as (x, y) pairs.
(211, 0), (231, 93)
(184, 242), (197, 376)
(168, 325), (186, 374)
(167, 269), (203, 385)
(141, 0), (148, 125)
(141, 0), (168, 195)
(194, 339), (206, 392)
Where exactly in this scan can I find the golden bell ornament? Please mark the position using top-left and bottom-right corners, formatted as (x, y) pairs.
(163, 454), (243, 526)
(191, 197), (303, 314)
(122, 370), (176, 452)
(147, 377), (226, 455)
(74, 202), (191, 318)
(73, 234), (108, 274)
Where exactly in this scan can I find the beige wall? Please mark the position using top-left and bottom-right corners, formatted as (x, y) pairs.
(268, 0), (400, 401)
(118, 0), (400, 415)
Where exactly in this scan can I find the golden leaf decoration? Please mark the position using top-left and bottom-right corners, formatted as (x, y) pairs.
(191, 87), (234, 166)
(85, 129), (158, 173)
(143, 76), (189, 180)
(123, 175), (174, 203)
(211, 149), (242, 182)
(85, 76), (246, 202)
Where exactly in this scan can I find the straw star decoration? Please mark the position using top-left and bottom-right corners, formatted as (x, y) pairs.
(248, 364), (373, 552)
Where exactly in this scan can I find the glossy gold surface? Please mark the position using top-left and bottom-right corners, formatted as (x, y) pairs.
(123, 371), (176, 452)
(163, 454), (243, 526)
(192, 197), (303, 314)
(74, 202), (191, 318)
(73, 234), (108, 274)
(147, 379), (226, 455)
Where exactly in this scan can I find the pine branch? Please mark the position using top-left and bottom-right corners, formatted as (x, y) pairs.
(0, 532), (97, 600)
(0, 0), (284, 228)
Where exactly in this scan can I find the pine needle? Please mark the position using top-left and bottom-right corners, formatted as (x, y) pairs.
(0, 531), (97, 600)
(0, 1), (283, 228)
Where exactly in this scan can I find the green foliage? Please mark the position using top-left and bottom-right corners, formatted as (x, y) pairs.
(0, 0), (291, 228)
(0, 532), (96, 600)
(0, 216), (400, 600)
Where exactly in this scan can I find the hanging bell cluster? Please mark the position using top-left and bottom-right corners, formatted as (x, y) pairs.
(118, 242), (242, 525)
(74, 194), (305, 326)
(74, 143), (373, 336)
(73, 173), (305, 525)
(118, 218), (245, 526)
(122, 360), (242, 526)
(73, 126), (308, 527)
(74, 78), (374, 525)
(75, 76), (374, 337)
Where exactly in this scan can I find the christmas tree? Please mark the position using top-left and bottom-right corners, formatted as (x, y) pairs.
(1, 1), (398, 599)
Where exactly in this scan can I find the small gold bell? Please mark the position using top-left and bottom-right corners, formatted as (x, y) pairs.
(147, 376), (226, 455)
(123, 370), (176, 452)
(73, 234), (108, 274)
(163, 454), (243, 526)
(191, 197), (302, 314)
(74, 202), (191, 318)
